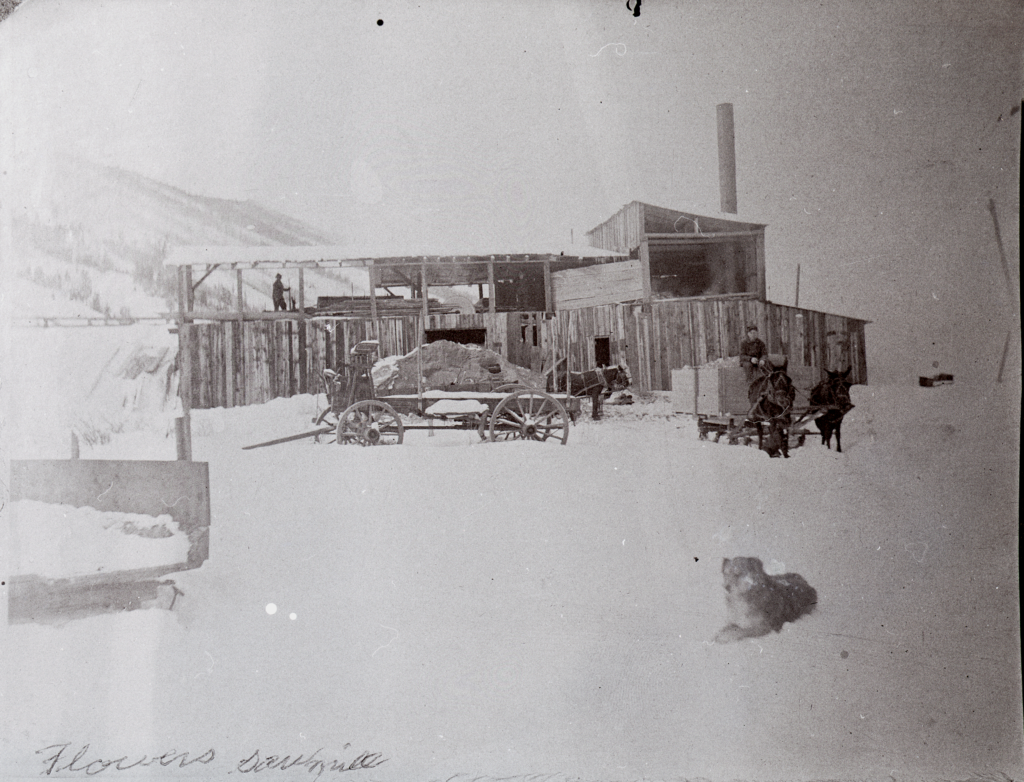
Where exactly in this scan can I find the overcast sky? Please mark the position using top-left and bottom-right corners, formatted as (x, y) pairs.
(2, 0), (1020, 383)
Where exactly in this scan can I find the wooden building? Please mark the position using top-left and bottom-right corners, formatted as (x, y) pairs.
(583, 201), (766, 303)
(165, 202), (868, 412)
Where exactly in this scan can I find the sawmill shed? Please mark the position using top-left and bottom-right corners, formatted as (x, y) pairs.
(165, 201), (868, 412)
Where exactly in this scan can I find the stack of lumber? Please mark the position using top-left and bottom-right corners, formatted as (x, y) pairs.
(313, 296), (462, 316)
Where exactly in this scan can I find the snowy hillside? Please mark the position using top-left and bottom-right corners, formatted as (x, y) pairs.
(1, 324), (1021, 781)
(4, 156), (369, 319)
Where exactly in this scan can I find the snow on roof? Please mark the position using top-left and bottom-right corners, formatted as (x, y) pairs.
(164, 244), (626, 268)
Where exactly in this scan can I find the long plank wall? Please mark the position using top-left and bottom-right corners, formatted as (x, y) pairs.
(184, 303), (867, 408)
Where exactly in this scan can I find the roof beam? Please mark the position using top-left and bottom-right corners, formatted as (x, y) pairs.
(644, 231), (760, 242)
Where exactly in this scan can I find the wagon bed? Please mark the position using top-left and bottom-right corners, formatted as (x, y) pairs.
(244, 340), (579, 449)
(380, 388), (574, 444)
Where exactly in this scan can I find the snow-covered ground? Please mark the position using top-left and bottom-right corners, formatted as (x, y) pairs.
(0, 325), (1021, 781)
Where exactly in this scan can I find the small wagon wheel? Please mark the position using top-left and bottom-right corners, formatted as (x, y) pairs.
(336, 400), (404, 446)
(489, 389), (569, 445)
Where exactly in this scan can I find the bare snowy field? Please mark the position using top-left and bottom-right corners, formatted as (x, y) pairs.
(1, 326), (1021, 781)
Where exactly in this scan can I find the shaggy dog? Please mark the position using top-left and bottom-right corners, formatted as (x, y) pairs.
(714, 556), (817, 643)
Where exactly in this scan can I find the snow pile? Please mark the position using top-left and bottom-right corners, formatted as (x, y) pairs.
(73, 337), (181, 446)
(423, 399), (490, 416)
(2, 324), (181, 458)
(372, 340), (546, 394)
(5, 500), (190, 578)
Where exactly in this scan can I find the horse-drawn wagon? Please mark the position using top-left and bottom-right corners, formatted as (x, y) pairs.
(245, 341), (576, 448)
(675, 358), (811, 454)
(674, 357), (851, 456)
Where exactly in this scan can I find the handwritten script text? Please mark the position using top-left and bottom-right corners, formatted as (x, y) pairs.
(37, 743), (388, 778)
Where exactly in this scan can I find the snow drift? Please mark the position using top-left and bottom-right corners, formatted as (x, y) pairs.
(1, 322), (1021, 781)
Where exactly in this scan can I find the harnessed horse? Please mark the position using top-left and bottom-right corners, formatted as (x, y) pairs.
(809, 368), (854, 452)
(548, 362), (631, 420)
(747, 358), (797, 457)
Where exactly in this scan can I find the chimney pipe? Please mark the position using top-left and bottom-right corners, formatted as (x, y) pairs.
(717, 103), (738, 214)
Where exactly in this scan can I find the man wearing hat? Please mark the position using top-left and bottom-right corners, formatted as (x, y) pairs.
(272, 273), (290, 312)
(740, 324), (767, 382)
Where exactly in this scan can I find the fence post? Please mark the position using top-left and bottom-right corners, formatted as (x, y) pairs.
(175, 417), (191, 461)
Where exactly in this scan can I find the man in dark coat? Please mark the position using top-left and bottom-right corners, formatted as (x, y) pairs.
(272, 274), (290, 311)
(740, 325), (767, 382)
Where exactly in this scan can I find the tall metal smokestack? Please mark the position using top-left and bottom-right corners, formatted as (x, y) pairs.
(717, 103), (738, 214)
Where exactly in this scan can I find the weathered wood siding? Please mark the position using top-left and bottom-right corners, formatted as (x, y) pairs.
(551, 260), (645, 309)
(184, 312), (554, 408)
(586, 201), (645, 254)
(539, 298), (867, 392)
(183, 300), (867, 408)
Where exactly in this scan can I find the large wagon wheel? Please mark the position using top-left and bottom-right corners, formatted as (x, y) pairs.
(489, 389), (569, 444)
(336, 400), (404, 446)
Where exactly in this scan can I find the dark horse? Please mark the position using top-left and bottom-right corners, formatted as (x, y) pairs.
(747, 359), (797, 458)
(547, 360), (630, 420)
(809, 368), (854, 452)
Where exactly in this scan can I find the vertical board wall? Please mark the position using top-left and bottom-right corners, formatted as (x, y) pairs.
(183, 302), (867, 408)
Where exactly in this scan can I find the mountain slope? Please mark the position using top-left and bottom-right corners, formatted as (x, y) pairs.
(5, 157), (366, 318)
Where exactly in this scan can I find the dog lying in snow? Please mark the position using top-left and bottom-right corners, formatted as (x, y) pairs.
(714, 556), (817, 643)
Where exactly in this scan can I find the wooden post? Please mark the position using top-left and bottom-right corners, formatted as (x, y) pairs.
(639, 238), (652, 312)
(421, 260), (430, 323)
(368, 263), (379, 338)
(550, 311), (558, 389)
(287, 319), (295, 397)
(176, 266), (193, 461)
(488, 257), (496, 315)
(175, 417), (190, 461)
(543, 256), (553, 313)
(225, 319), (235, 408)
(297, 267), (307, 393)
(564, 309), (572, 408)
(755, 232), (767, 301)
(795, 264), (801, 308)
(235, 267), (244, 406)
(651, 306), (663, 390)
(70, 432), (80, 459)
(418, 314), (431, 436)
(185, 265), (194, 311)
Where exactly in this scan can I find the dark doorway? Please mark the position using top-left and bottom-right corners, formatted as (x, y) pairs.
(594, 336), (611, 367)
(425, 328), (487, 346)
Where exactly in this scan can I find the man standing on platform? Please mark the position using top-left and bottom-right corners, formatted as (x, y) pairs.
(272, 273), (290, 312)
